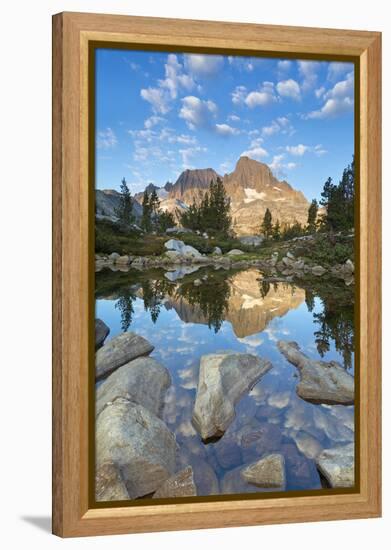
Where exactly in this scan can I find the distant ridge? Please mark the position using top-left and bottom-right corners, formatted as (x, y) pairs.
(97, 156), (310, 236)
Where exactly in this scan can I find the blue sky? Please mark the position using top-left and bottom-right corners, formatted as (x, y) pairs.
(95, 49), (354, 201)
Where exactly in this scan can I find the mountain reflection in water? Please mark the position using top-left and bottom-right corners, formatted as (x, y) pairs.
(95, 267), (355, 495)
(95, 267), (354, 369)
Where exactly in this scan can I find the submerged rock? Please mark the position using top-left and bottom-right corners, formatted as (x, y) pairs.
(192, 352), (272, 441)
(292, 430), (323, 459)
(241, 454), (286, 489)
(95, 332), (154, 380)
(109, 252), (120, 262)
(316, 443), (354, 488)
(164, 265), (200, 281)
(95, 318), (110, 349)
(95, 461), (129, 502)
(312, 265), (327, 276)
(153, 466), (197, 498)
(96, 398), (177, 499)
(277, 341), (354, 405)
(96, 357), (171, 417)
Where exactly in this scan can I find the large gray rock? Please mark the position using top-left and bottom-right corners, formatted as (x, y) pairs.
(316, 443), (354, 488)
(153, 466), (197, 498)
(96, 398), (177, 499)
(212, 246), (222, 255)
(192, 352), (272, 441)
(164, 238), (185, 252)
(96, 357), (171, 417)
(227, 249), (245, 256)
(182, 244), (202, 258)
(95, 461), (129, 502)
(95, 318), (110, 350)
(277, 341), (354, 405)
(241, 454), (286, 489)
(239, 235), (263, 246)
(95, 332), (154, 380)
(164, 238), (202, 258)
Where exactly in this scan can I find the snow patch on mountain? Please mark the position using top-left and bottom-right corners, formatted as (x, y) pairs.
(243, 188), (267, 203)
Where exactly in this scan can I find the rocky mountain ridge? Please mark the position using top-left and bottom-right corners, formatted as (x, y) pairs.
(96, 156), (311, 236)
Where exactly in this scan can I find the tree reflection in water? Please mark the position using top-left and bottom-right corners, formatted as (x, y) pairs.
(96, 267), (354, 369)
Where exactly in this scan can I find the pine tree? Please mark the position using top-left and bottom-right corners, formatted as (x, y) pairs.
(149, 189), (161, 231)
(158, 210), (176, 232)
(307, 199), (318, 234)
(261, 208), (273, 239)
(141, 190), (152, 232)
(179, 177), (231, 236)
(114, 177), (134, 229)
(210, 177), (231, 235)
(319, 158), (355, 233)
(272, 219), (281, 241)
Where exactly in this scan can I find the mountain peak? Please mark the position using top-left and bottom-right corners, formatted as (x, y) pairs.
(169, 167), (221, 200)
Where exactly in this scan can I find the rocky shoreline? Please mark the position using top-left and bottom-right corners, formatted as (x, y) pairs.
(94, 319), (355, 501)
(95, 237), (355, 286)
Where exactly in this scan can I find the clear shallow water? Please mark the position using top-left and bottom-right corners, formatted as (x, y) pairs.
(96, 267), (355, 495)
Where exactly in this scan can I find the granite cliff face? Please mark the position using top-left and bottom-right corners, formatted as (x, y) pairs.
(222, 157), (310, 236)
(162, 157), (309, 236)
(169, 168), (221, 204)
(99, 156), (310, 235)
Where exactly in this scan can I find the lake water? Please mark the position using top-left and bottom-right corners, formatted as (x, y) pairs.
(95, 266), (355, 496)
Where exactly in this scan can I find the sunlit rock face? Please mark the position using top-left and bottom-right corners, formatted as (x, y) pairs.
(226, 270), (305, 338)
(223, 157), (310, 236)
(165, 270), (305, 338)
(162, 156), (310, 236)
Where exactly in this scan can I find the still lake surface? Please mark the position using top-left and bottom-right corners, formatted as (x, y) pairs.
(96, 266), (355, 495)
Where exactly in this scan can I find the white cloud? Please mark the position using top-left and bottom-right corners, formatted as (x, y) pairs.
(327, 62), (354, 81)
(306, 72), (354, 119)
(285, 143), (328, 156)
(261, 116), (295, 138)
(314, 144), (327, 156)
(184, 54), (224, 77)
(232, 82), (276, 108)
(228, 56), (257, 72)
(231, 85), (247, 105)
(140, 87), (170, 114)
(298, 60), (321, 91)
(97, 127), (117, 149)
(277, 60), (292, 71)
(241, 146), (268, 160)
(268, 154), (297, 178)
(245, 91), (273, 107)
(140, 54), (195, 115)
(220, 160), (233, 174)
(215, 123), (240, 136)
(245, 82), (277, 108)
(315, 86), (326, 99)
(159, 54), (195, 99)
(286, 144), (308, 156)
(276, 79), (301, 100)
(144, 115), (164, 129)
(179, 96), (218, 130)
(179, 146), (207, 169)
(228, 114), (240, 122)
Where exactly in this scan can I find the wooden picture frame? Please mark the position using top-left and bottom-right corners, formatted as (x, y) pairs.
(52, 11), (381, 537)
